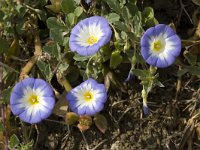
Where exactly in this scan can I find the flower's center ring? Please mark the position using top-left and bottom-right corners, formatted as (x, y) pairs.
(87, 36), (98, 45)
(84, 92), (93, 101)
(29, 95), (39, 105)
(152, 41), (163, 52)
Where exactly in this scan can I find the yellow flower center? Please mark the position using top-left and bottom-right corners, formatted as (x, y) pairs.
(87, 36), (98, 45)
(152, 40), (163, 52)
(83, 92), (93, 101)
(29, 95), (39, 105)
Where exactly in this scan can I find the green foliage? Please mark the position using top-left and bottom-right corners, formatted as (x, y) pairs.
(46, 17), (66, 30)
(65, 112), (79, 125)
(37, 60), (53, 82)
(1, 87), (12, 104)
(8, 134), (20, 149)
(61, 0), (76, 14)
(43, 43), (61, 61)
(0, 123), (4, 132)
(0, 38), (9, 54)
(94, 114), (108, 134)
(110, 51), (123, 69)
(1, 0), (197, 146)
(8, 134), (33, 150)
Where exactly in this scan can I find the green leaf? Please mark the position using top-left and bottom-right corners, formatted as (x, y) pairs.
(6, 38), (20, 58)
(99, 45), (112, 62)
(37, 60), (52, 82)
(129, 0), (137, 5)
(74, 6), (83, 17)
(43, 43), (61, 60)
(114, 21), (129, 32)
(177, 69), (188, 77)
(186, 66), (200, 76)
(105, 0), (121, 14)
(94, 114), (108, 134)
(0, 38), (9, 54)
(46, 17), (66, 30)
(110, 51), (123, 69)
(107, 13), (120, 24)
(122, 6), (131, 23)
(45, 0), (62, 13)
(74, 0), (81, 4)
(154, 80), (165, 87)
(0, 10), (4, 22)
(0, 123), (4, 132)
(8, 134), (20, 149)
(73, 54), (90, 61)
(142, 7), (154, 19)
(184, 51), (197, 66)
(65, 13), (76, 27)
(145, 17), (159, 27)
(132, 69), (149, 77)
(127, 2), (138, 16)
(119, 0), (126, 5)
(2, 87), (12, 104)
(57, 62), (69, 74)
(132, 11), (143, 37)
(61, 0), (76, 14)
(65, 112), (79, 125)
(50, 29), (64, 45)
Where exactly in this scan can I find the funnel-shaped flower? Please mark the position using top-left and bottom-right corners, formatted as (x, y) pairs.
(141, 24), (181, 68)
(69, 16), (112, 56)
(10, 78), (55, 124)
(66, 78), (107, 116)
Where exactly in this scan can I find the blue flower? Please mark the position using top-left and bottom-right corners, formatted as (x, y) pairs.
(85, 0), (92, 4)
(143, 104), (150, 115)
(140, 24), (181, 68)
(69, 16), (112, 56)
(66, 78), (107, 116)
(10, 78), (55, 124)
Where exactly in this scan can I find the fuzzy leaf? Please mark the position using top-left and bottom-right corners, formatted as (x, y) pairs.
(8, 134), (20, 149)
(50, 29), (64, 45)
(110, 51), (123, 69)
(65, 112), (79, 125)
(0, 38), (9, 54)
(142, 7), (154, 20)
(6, 38), (20, 58)
(114, 21), (129, 32)
(2, 87), (12, 104)
(46, 17), (66, 30)
(105, 0), (121, 14)
(186, 66), (200, 76)
(37, 60), (52, 82)
(0, 123), (4, 132)
(53, 91), (68, 117)
(57, 62), (69, 74)
(43, 42), (61, 60)
(107, 13), (120, 24)
(94, 114), (108, 133)
(122, 6), (131, 23)
(65, 13), (76, 27)
(74, 7), (83, 17)
(184, 50), (197, 66)
(61, 0), (75, 14)
(132, 69), (149, 77)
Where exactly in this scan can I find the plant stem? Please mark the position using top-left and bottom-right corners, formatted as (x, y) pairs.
(56, 73), (72, 92)
(20, 31), (42, 80)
